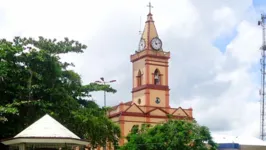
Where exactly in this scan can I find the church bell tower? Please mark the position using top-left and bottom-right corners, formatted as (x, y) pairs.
(130, 2), (170, 108)
(108, 3), (193, 147)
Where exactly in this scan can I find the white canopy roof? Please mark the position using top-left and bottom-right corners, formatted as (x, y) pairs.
(2, 114), (89, 147)
(212, 134), (266, 146)
(15, 114), (80, 139)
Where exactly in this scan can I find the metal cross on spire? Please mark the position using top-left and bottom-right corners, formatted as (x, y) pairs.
(147, 2), (153, 14)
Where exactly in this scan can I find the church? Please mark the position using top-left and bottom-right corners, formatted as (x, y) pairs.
(108, 2), (194, 146)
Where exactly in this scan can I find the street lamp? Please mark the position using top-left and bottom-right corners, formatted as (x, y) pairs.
(95, 77), (116, 107)
(95, 77), (116, 150)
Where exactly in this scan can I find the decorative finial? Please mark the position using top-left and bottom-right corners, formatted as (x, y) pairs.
(147, 2), (153, 14)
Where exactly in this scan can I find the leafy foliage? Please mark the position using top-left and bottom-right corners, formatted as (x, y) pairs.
(72, 107), (120, 148)
(120, 120), (218, 150)
(0, 37), (119, 147)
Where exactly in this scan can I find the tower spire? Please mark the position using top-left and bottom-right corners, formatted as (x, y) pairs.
(137, 2), (161, 51)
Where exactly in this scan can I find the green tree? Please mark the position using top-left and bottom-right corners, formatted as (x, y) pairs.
(120, 120), (218, 150)
(0, 37), (120, 147)
(72, 107), (120, 148)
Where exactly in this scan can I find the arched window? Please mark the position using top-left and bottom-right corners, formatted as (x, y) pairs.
(138, 99), (141, 104)
(154, 69), (160, 85)
(137, 70), (142, 86)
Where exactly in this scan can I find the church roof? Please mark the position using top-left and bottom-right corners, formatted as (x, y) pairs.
(14, 114), (80, 139)
(108, 101), (193, 120)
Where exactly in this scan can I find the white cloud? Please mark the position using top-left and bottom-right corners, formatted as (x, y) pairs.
(226, 20), (261, 65)
(213, 6), (237, 35)
(0, 0), (263, 138)
(177, 14), (261, 137)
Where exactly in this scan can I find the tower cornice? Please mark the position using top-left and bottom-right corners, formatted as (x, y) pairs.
(132, 84), (170, 93)
(131, 49), (170, 63)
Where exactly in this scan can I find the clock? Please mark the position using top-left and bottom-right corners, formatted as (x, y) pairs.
(151, 37), (162, 50)
(155, 97), (160, 104)
(139, 39), (146, 51)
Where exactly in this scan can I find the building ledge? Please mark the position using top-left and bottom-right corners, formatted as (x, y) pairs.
(130, 50), (170, 62)
(132, 84), (170, 93)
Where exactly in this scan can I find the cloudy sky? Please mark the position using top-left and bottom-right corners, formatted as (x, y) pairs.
(1, 0), (266, 138)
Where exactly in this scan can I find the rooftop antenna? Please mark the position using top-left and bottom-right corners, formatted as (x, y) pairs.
(136, 16), (142, 53)
(139, 16), (142, 35)
(258, 13), (266, 141)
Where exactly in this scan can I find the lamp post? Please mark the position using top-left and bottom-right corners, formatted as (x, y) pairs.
(95, 77), (116, 150)
(95, 77), (116, 107)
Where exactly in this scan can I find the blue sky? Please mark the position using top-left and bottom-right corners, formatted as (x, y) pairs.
(253, 0), (266, 7)
(213, 0), (266, 52)
(213, 29), (237, 52)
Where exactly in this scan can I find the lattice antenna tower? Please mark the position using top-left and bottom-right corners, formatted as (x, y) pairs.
(258, 13), (266, 140)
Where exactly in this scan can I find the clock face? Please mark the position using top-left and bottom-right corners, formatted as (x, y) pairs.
(151, 37), (162, 50)
(139, 39), (146, 51)
(155, 97), (160, 104)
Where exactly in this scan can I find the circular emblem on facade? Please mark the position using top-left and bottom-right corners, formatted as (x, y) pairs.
(155, 97), (160, 104)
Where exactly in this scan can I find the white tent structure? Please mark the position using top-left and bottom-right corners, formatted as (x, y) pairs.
(1, 114), (89, 150)
(212, 134), (266, 150)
